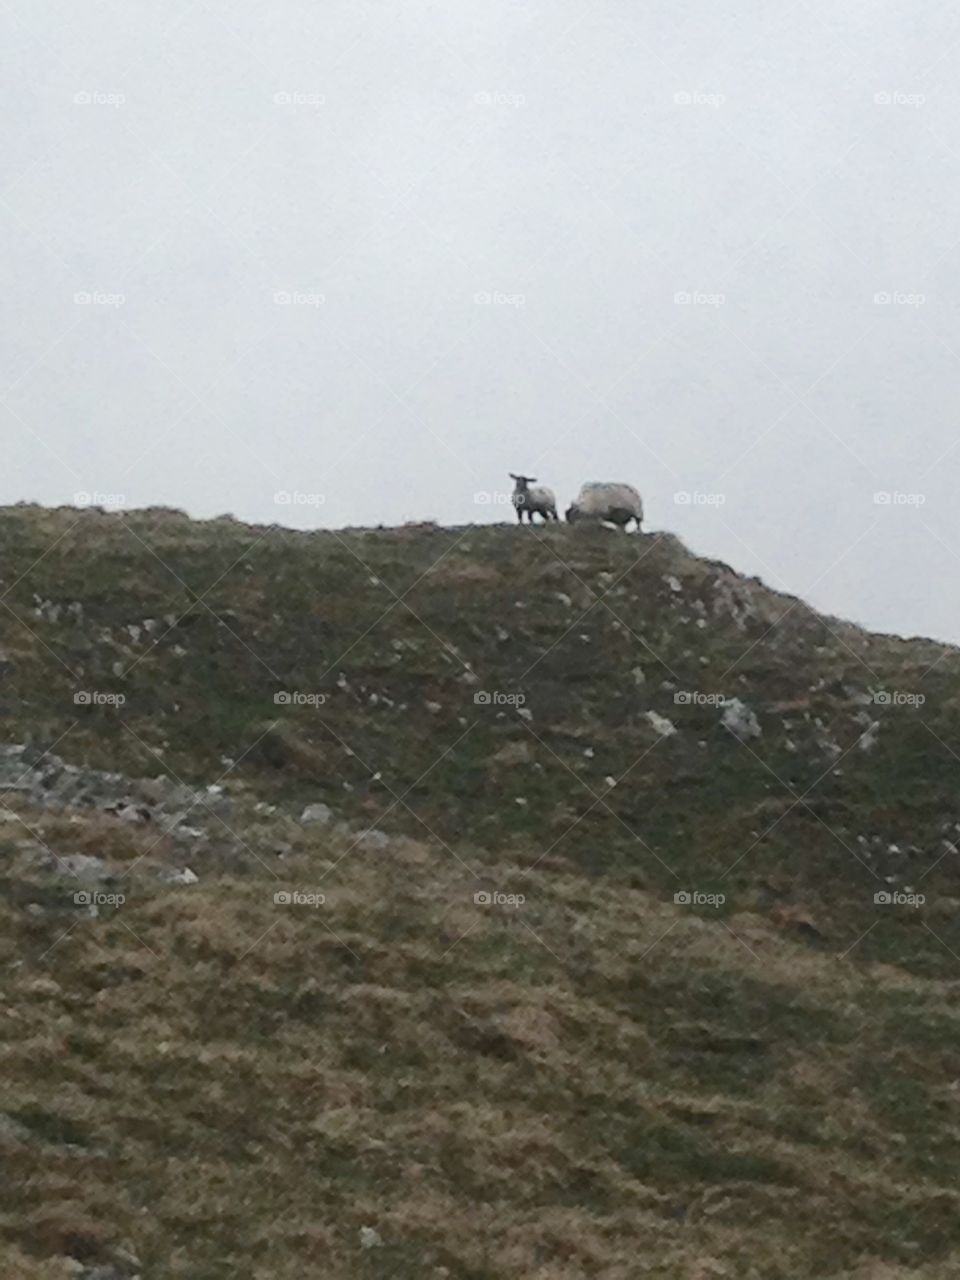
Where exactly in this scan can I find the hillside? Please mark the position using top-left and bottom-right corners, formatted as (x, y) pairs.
(2, 504), (960, 1279)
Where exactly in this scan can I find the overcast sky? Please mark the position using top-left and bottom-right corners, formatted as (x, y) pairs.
(3, 1), (960, 642)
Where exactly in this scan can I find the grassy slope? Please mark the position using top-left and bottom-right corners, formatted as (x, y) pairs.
(2, 505), (960, 1278)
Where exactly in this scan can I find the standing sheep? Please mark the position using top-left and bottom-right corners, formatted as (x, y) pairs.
(510, 473), (558, 524)
(565, 482), (643, 531)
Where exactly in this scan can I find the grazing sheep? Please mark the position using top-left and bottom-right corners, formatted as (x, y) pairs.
(566, 481), (643, 531)
(510, 473), (558, 524)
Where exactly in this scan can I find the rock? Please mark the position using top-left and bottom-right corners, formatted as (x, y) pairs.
(163, 867), (198, 885)
(53, 854), (116, 882)
(645, 711), (677, 737)
(104, 800), (152, 824)
(859, 721), (880, 752)
(721, 699), (761, 740)
(491, 741), (532, 766)
(356, 829), (390, 851)
(0, 1112), (34, 1144)
(300, 803), (333, 826)
(359, 1226), (383, 1250)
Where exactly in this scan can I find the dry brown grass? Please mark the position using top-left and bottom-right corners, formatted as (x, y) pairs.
(1, 795), (959, 1277)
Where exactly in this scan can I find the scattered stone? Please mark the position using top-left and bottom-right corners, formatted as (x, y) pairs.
(104, 800), (152, 824)
(356, 829), (390, 851)
(645, 710), (677, 737)
(0, 1113), (35, 1144)
(359, 1226), (383, 1250)
(53, 854), (116, 882)
(859, 721), (880, 752)
(491, 741), (532, 766)
(721, 699), (761, 740)
(300, 803), (333, 826)
(162, 867), (199, 885)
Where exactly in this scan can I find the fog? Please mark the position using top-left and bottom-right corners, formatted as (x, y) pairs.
(3, 1), (959, 639)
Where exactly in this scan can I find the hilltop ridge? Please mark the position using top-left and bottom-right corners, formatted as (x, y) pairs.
(2, 505), (960, 1278)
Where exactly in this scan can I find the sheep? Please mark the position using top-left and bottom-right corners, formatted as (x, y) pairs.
(565, 481), (643, 531)
(510, 473), (558, 524)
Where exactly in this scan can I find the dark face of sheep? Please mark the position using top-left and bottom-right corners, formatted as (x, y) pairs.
(509, 473), (536, 492)
(565, 504), (580, 523)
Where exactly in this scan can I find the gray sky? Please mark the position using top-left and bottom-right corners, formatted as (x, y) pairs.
(3, 1), (960, 641)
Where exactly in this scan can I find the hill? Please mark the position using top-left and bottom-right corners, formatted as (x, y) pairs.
(2, 504), (960, 1279)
